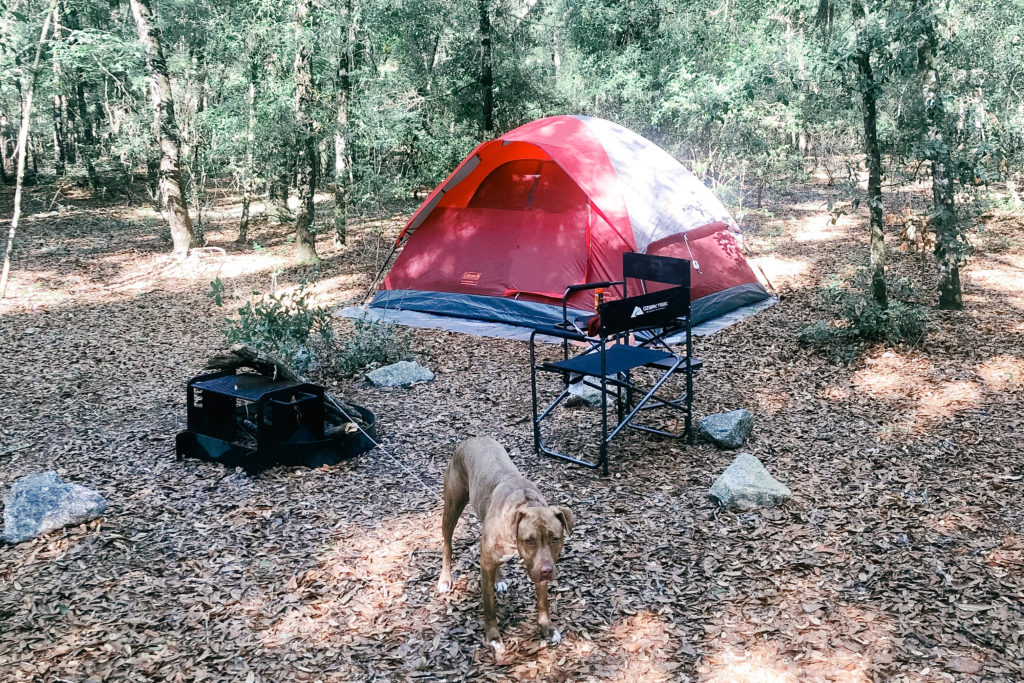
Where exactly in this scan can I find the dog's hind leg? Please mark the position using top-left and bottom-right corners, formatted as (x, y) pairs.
(437, 459), (469, 593)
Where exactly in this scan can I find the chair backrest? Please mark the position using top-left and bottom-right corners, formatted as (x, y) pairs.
(598, 285), (690, 336)
(623, 253), (691, 293)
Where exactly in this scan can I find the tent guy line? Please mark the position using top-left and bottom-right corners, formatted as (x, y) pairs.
(329, 397), (444, 504)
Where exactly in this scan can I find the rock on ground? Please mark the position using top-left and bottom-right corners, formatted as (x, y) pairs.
(699, 409), (754, 449)
(2, 472), (107, 544)
(565, 379), (613, 408)
(366, 360), (434, 388)
(709, 453), (791, 510)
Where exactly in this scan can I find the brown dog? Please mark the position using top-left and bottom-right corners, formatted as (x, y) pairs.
(437, 436), (574, 643)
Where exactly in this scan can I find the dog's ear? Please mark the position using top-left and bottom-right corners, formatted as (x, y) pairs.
(554, 506), (574, 536)
(513, 510), (526, 541)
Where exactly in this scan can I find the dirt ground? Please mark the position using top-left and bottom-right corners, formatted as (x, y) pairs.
(1, 178), (1022, 682)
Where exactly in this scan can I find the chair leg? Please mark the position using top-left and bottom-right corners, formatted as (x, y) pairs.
(608, 358), (684, 442)
(530, 338), (541, 454)
(685, 377), (694, 444)
(532, 337), (606, 469)
(686, 327), (694, 443)
(600, 344), (609, 475)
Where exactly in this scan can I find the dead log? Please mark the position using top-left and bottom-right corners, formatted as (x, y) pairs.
(204, 344), (371, 432)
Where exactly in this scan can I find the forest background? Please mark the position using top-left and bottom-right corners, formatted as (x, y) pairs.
(1, 0), (1022, 306)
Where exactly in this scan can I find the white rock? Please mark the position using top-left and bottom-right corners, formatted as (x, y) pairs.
(709, 453), (791, 510)
(699, 409), (754, 449)
(3, 472), (107, 544)
(366, 360), (434, 387)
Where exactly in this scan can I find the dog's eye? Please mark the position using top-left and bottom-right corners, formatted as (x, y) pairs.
(552, 537), (561, 544)
(525, 537), (536, 545)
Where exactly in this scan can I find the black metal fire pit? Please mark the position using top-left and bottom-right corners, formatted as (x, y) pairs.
(175, 369), (376, 472)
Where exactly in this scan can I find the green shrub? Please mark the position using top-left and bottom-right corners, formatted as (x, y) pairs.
(225, 284), (333, 370)
(208, 277), (225, 307)
(798, 275), (930, 360)
(329, 315), (414, 377)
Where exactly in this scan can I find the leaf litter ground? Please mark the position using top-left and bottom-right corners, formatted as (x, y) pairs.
(0, 180), (1022, 682)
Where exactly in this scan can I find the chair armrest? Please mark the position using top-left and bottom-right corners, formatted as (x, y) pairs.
(561, 280), (624, 328)
(564, 280), (621, 296)
(530, 326), (590, 344)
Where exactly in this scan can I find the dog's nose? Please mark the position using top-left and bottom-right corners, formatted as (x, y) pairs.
(538, 563), (555, 580)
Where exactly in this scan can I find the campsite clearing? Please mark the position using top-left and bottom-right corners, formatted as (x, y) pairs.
(1, 178), (1023, 681)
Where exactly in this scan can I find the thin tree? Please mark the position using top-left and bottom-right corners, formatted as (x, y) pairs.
(918, 11), (963, 310)
(64, 5), (100, 189)
(50, 1), (67, 177)
(852, 0), (887, 306)
(333, 0), (355, 247)
(1, 1), (56, 299)
(129, 0), (196, 257)
(292, 0), (319, 262)
(0, 116), (9, 185)
(478, 0), (494, 137)
(238, 50), (260, 244)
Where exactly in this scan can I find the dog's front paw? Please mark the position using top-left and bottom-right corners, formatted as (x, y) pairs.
(495, 580), (509, 594)
(436, 575), (453, 594)
(539, 618), (561, 642)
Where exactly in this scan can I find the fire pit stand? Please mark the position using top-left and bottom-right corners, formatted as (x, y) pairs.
(175, 369), (375, 471)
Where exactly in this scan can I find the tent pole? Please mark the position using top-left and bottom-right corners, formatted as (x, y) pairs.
(360, 239), (403, 304)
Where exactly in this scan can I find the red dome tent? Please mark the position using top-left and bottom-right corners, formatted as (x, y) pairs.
(370, 115), (771, 330)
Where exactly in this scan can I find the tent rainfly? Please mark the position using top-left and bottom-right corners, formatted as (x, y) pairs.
(370, 115), (772, 330)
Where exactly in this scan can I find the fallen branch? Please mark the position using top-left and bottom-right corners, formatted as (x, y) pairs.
(204, 344), (371, 432)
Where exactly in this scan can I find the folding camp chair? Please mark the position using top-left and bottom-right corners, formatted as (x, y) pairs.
(529, 253), (699, 475)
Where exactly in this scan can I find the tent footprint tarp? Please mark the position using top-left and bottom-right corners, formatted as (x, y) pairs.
(371, 115), (772, 330)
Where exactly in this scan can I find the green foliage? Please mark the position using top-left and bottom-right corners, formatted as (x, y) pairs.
(208, 277), (225, 307)
(224, 284), (333, 369)
(2, 0), (1023, 282)
(328, 315), (414, 378)
(798, 275), (931, 360)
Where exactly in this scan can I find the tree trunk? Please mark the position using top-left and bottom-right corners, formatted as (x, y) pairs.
(29, 134), (39, 175)
(292, 0), (319, 262)
(73, 80), (99, 187)
(238, 53), (260, 244)
(333, 0), (355, 247)
(139, 154), (154, 199)
(64, 6), (99, 187)
(919, 27), (963, 310)
(186, 40), (209, 246)
(268, 177), (291, 223)
(852, 0), (886, 307)
(49, 1), (67, 176)
(64, 86), (76, 165)
(552, 28), (561, 82)
(0, 129), (8, 185)
(2, 2), (55, 298)
(478, 0), (494, 137)
(52, 97), (67, 177)
(129, 0), (196, 257)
